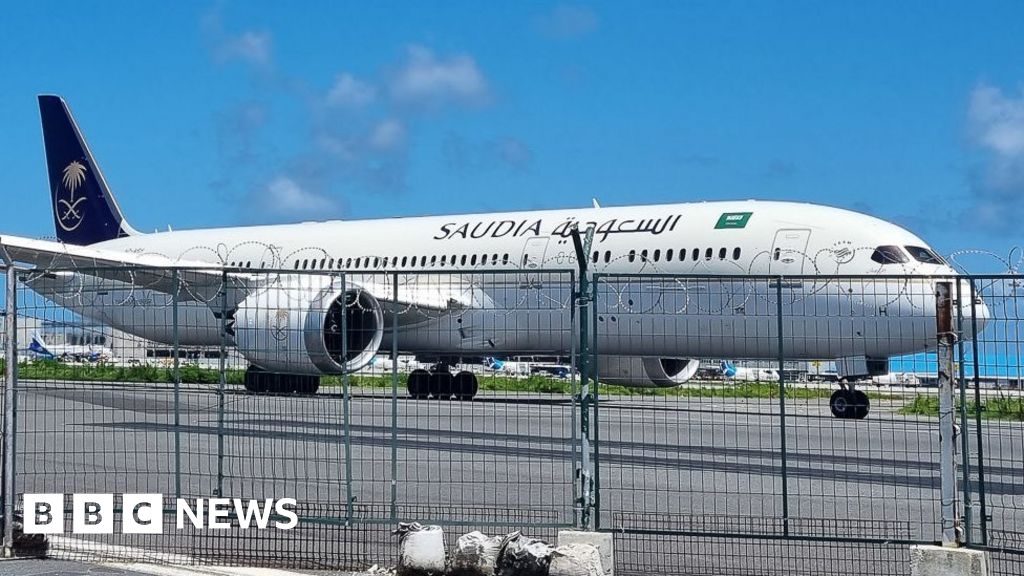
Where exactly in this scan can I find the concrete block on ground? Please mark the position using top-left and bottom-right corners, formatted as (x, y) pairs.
(558, 531), (613, 576)
(910, 545), (989, 576)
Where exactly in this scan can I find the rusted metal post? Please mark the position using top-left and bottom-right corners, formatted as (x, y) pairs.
(935, 281), (961, 546)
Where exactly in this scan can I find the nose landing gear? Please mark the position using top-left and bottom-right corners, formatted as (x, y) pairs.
(830, 382), (869, 419)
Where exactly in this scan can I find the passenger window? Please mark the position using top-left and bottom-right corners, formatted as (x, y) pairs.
(302, 259), (309, 270)
(493, 253), (499, 265)
(691, 248), (699, 261)
(471, 254), (478, 266)
(320, 258), (326, 269)
(704, 248), (713, 260)
(733, 247), (741, 260)
(440, 255), (447, 266)
(345, 258), (352, 268)
(870, 245), (909, 265)
(482, 254), (489, 265)
(401, 256), (408, 267)
(653, 249), (661, 262)
(329, 258), (335, 268)
(502, 254), (509, 265)
(666, 249), (674, 261)
(628, 250), (636, 263)
(718, 247), (726, 260)
(431, 255), (437, 266)
(592, 251), (599, 263)
(604, 251), (611, 263)
(641, 249), (648, 262)
(773, 248), (780, 261)
(461, 255), (467, 266)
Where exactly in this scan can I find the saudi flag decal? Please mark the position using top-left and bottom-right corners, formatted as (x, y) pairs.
(715, 212), (752, 229)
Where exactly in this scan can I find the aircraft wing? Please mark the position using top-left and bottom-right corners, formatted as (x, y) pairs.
(0, 235), (485, 316)
(0, 234), (248, 305)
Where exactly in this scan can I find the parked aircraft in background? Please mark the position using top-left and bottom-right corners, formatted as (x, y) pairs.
(0, 96), (991, 418)
(485, 357), (571, 378)
(28, 332), (112, 363)
(720, 361), (779, 382)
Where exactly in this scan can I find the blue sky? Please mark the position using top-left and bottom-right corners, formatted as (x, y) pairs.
(2, 2), (1024, 269)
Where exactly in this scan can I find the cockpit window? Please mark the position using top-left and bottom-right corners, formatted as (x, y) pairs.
(870, 245), (909, 265)
(905, 245), (946, 265)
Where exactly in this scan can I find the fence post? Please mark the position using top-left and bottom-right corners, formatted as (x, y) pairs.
(2, 259), (17, 555)
(569, 225), (595, 530)
(954, 279), (973, 544)
(215, 270), (228, 497)
(172, 269), (182, 500)
(968, 279), (988, 546)
(390, 272), (399, 523)
(935, 281), (961, 546)
(775, 277), (790, 536)
(341, 273), (353, 525)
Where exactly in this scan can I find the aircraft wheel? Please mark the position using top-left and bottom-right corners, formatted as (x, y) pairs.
(830, 389), (855, 419)
(244, 366), (268, 394)
(453, 371), (478, 401)
(851, 390), (870, 419)
(429, 371), (454, 400)
(296, 376), (320, 396)
(407, 369), (430, 399)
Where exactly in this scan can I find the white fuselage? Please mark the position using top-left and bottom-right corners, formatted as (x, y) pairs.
(28, 200), (973, 364)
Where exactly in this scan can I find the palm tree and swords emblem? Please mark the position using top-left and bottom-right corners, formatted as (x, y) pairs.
(56, 160), (88, 231)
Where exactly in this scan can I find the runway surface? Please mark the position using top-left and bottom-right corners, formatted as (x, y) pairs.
(10, 380), (1024, 574)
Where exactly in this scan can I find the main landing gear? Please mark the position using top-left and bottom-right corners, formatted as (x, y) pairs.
(829, 380), (869, 419)
(243, 366), (320, 395)
(406, 364), (479, 400)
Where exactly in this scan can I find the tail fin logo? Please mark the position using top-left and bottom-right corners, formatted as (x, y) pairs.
(56, 160), (88, 232)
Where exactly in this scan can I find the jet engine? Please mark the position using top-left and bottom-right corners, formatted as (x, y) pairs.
(596, 356), (700, 388)
(234, 278), (384, 375)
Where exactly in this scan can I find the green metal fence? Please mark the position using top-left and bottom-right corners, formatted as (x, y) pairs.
(0, 263), (1021, 574)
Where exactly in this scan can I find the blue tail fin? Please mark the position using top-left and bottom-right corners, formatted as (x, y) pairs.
(38, 95), (137, 245)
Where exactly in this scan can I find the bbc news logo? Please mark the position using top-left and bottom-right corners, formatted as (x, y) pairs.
(23, 494), (298, 534)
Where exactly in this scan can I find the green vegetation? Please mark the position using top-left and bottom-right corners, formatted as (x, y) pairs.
(899, 394), (1024, 421)
(9, 360), (899, 401)
(15, 359), (243, 385)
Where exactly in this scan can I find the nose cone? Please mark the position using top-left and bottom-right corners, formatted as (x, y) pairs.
(958, 280), (990, 340)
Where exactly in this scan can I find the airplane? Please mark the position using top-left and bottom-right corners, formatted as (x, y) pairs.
(28, 331), (112, 363)
(0, 95), (990, 418)
(720, 361), (779, 382)
(484, 357), (571, 379)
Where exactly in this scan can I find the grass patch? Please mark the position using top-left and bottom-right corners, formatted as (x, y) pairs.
(898, 394), (1024, 421)
(11, 360), (898, 402)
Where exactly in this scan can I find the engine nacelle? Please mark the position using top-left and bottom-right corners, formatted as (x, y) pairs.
(596, 356), (700, 388)
(234, 277), (384, 375)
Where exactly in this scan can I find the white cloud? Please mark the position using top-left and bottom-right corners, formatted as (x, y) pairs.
(326, 73), (376, 108)
(214, 30), (272, 68)
(389, 46), (489, 108)
(968, 83), (1024, 194)
(265, 176), (337, 216)
(536, 5), (599, 39)
(965, 83), (1024, 232)
(369, 119), (406, 151)
(969, 83), (1024, 158)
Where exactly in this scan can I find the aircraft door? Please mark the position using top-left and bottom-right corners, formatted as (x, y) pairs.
(770, 229), (810, 275)
(521, 237), (550, 269)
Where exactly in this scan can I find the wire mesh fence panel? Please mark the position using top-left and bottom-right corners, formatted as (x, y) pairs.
(4, 262), (1023, 574)
(958, 276), (1024, 576)
(590, 273), (995, 574)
